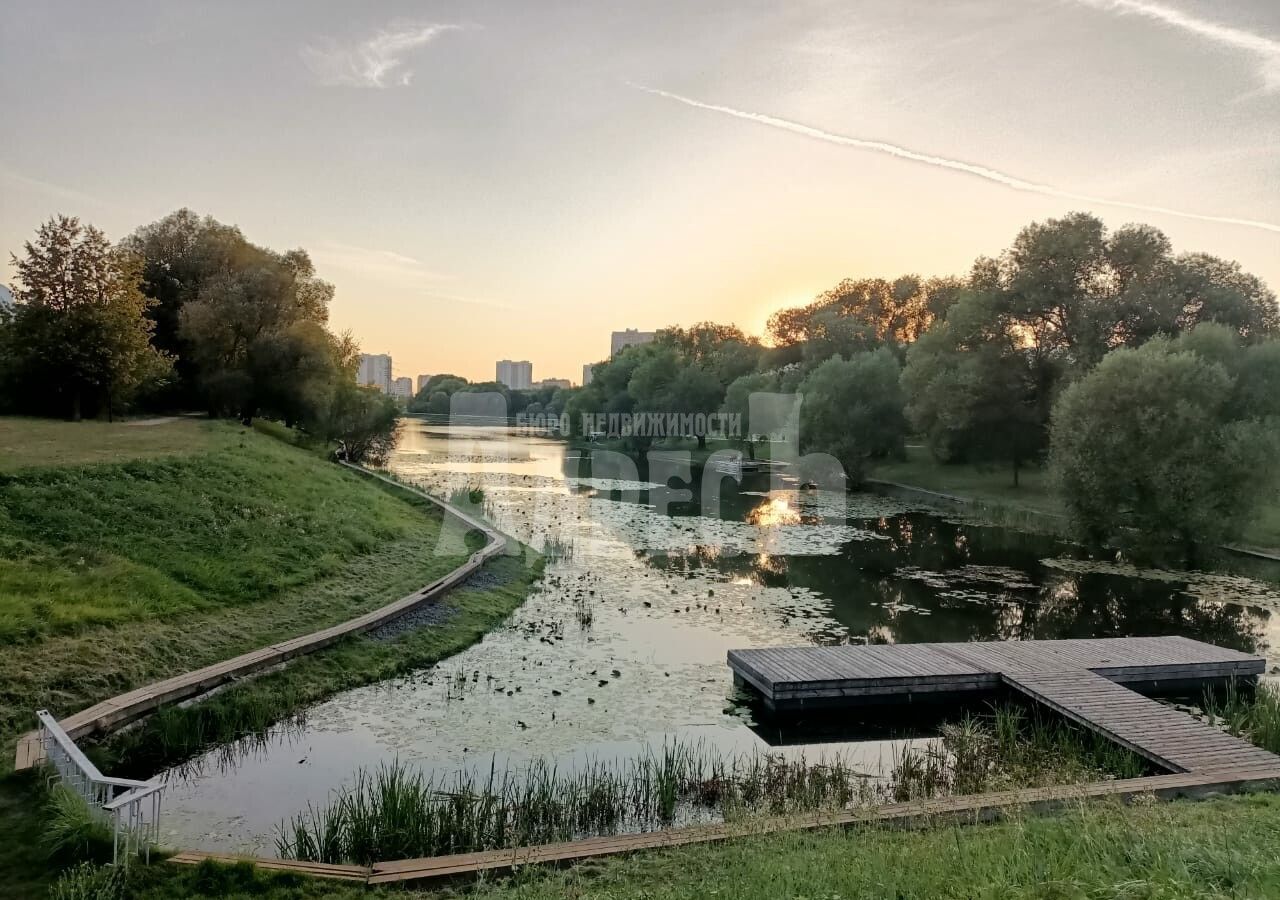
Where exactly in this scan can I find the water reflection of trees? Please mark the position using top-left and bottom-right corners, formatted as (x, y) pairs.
(646, 511), (1268, 654)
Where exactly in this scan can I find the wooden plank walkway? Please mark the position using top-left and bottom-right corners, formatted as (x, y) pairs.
(167, 850), (370, 881)
(1002, 669), (1280, 774)
(156, 636), (1280, 888)
(169, 764), (1280, 886)
(13, 464), (508, 771)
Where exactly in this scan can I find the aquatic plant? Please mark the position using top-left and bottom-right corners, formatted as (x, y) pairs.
(890, 703), (1147, 801)
(1203, 679), (1280, 754)
(277, 741), (874, 864)
(278, 709), (1147, 866)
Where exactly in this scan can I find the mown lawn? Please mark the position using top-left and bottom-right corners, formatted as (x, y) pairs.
(96, 792), (1280, 898)
(0, 417), (216, 472)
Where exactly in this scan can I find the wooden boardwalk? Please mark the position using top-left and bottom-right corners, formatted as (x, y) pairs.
(156, 636), (1280, 888)
(1003, 669), (1280, 773)
(168, 764), (1280, 887)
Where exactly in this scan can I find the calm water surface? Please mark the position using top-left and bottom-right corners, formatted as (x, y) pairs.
(157, 423), (1280, 853)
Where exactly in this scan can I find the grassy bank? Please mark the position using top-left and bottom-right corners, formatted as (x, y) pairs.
(0, 416), (543, 898)
(568, 436), (775, 470)
(54, 792), (1280, 898)
(870, 445), (1280, 553)
(0, 418), (470, 744)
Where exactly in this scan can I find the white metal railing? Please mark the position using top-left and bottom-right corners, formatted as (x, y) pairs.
(36, 709), (165, 865)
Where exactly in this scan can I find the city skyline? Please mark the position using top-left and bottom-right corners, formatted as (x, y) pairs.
(2, 1), (1277, 382)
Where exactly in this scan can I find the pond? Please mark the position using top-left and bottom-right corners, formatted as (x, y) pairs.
(155, 423), (1280, 854)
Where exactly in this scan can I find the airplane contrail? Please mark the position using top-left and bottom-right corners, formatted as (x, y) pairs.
(630, 84), (1280, 235)
(1070, 0), (1280, 92)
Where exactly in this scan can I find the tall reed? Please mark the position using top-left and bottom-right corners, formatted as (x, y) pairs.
(279, 707), (1147, 866)
(277, 741), (873, 864)
(1203, 678), (1280, 753)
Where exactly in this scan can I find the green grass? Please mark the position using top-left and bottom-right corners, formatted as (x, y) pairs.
(0, 419), (479, 744)
(0, 419), (444, 643)
(54, 793), (1280, 898)
(870, 445), (1061, 514)
(0, 415), (544, 898)
(1204, 680), (1280, 754)
(871, 445), (1280, 553)
(0, 552), (541, 899)
(99, 552), (541, 776)
(570, 436), (776, 470)
(0, 417), (216, 473)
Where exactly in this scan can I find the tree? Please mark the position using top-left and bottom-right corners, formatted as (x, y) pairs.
(127, 210), (338, 415)
(322, 382), (400, 465)
(766, 276), (962, 356)
(982, 213), (1277, 372)
(245, 320), (342, 426)
(723, 371), (780, 459)
(6, 215), (170, 419)
(1050, 341), (1280, 561)
(798, 348), (907, 484)
(665, 363), (724, 449)
(178, 243), (334, 421)
(902, 291), (1047, 484)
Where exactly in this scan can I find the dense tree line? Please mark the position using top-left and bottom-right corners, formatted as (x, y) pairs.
(405, 373), (571, 420)
(0, 211), (398, 462)
(565, 212), (1280, 556)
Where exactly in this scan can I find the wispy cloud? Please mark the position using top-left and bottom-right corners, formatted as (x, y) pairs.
(310, 241), (512, 310)
(1070, 0), (1280, 92)
(419, 289), (515, 312)
(301, 23), (464, 88)
(310, 241), (455, 281)
(631, 84), (1280, 235)
(0, 161), (143, 216)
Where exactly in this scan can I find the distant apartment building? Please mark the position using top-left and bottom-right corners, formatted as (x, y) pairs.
(539, 378), (571, 391)
(610, 328), (654, 356)
(581, 364), (595, 386)
(390, 376), (414, 400)
(416, 374), (433, 394)
(357, 353), (392, 393)
(496, 359), (533, 390)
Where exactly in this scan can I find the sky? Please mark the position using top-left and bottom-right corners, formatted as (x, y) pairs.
(2, 0), (1278, 384)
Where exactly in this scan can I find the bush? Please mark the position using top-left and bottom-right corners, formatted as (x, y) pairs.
(322, 382), (400, 465)
(798, 348), (907, 484)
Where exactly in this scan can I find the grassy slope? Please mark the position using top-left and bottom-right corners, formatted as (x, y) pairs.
(121, 793), (1280, 899)
(0, 419), (446, 643)
(0, 417), (542, 899)
(0, 419), (472, 741)
(871, 445), (1280, 552)
(0, 417), (216, 472)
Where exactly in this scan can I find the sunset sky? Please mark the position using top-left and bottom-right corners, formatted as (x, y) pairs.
(2, 0), (1278, 384)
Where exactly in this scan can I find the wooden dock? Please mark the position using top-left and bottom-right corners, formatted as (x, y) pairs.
(164, 637), (1280, 888)
(728, 636), (1274, 776)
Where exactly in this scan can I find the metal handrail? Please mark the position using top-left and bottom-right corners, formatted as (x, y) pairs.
(36, 709), (164, 865)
